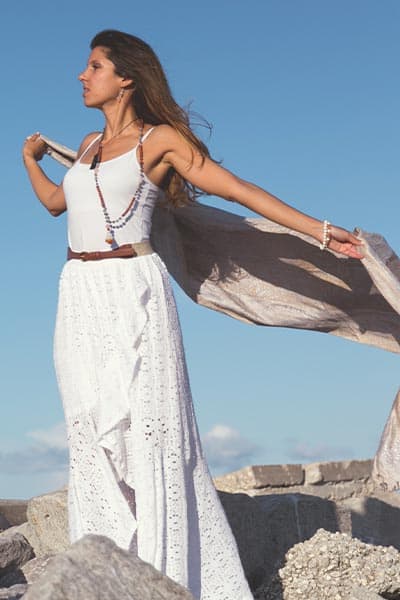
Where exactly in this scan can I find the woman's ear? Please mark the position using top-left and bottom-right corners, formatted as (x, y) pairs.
(121, 78), (135, 90)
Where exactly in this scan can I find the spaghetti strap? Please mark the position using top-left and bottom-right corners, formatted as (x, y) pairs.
(78, 133), (102, 162)
(142, 127), (155, 143)
(132, 126), (156, 152)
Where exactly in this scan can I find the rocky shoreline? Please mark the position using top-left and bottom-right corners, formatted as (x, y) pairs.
(1, 458), (400, 599)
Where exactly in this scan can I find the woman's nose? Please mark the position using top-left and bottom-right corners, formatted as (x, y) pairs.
(78, 70), (86, 82)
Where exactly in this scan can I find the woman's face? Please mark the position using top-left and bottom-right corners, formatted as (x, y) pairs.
(78, 46), (125, 108)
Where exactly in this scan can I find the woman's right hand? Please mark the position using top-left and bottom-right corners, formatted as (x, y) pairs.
(23, 132), (48, 164)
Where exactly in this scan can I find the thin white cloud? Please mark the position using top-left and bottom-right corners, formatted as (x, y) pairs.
(0, 422), (69, 476)
(285, 438), (354, 462)
(27, 422), (68, 449)
(0, 446), (69, 475)
(202, 424), (260, 474)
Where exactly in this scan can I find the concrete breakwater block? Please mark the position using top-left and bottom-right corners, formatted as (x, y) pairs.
(25, 490), (69, 557)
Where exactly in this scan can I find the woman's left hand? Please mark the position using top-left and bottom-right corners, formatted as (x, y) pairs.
(327, 225), (364, 259)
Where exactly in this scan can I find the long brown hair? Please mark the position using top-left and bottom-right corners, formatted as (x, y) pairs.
(90, 29), (210, 206)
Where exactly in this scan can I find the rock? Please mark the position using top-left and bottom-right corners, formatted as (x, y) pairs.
(304, 460), (372, 485)
(350, 587), (384, 600)
(0, 555), (54, 587)
(343, 495), (400, 549)
(23, 534), (195, 600)
(215, 464), (304, 491)
(26, 489), (69, 557)
(0, 532), (34, 577)
(218, 492), (270, 590)
(0, 522), (31, 543)
(16, 554), (53, 584)
(0, 503), (28, 528)
(219, 491), (340, 591)
(0, 583), (28, 599)
(257, 493), (338, 580)
(255, 528), (400, 600)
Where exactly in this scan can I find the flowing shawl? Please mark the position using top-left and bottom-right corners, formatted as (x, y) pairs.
(41, 135), (400, 488)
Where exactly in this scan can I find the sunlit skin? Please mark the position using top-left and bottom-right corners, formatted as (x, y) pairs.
(23, 46), (364, 259)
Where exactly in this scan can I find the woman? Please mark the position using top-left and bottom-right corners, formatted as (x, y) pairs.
(23, 30), (363, 599)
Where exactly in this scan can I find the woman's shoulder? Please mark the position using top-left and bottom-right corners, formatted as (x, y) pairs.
(144, 124), (189, 151)
(77, 131), (102, 158)
(147, 124), (178, 140)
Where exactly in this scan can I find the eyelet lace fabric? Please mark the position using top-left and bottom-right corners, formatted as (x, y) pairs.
(54, 253), (253, 599)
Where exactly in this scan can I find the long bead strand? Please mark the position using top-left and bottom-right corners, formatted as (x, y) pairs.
(93, 122), (146, 246)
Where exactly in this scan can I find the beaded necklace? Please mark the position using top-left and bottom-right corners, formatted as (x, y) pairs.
(93, 121), (146, 247)
(89, 117), (139, 170)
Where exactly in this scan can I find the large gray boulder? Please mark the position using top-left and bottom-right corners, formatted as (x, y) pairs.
(23, 534), (196, 600)
(256, 528), (400, 600)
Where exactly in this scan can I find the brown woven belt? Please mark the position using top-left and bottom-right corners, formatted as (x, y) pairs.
(67, 241), (154, 262)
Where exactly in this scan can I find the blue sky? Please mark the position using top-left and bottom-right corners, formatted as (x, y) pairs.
(1, 0), (399, 499)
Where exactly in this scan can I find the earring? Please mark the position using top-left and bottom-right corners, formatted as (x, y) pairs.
(117, 89), (125, 103)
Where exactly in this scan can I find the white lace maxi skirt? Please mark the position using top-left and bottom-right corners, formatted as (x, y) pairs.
(53, 252), (253, 600)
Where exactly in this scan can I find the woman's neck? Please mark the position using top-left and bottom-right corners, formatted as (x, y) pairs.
(101, 100), (139, 142)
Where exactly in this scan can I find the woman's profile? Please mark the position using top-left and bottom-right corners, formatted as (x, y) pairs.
(22, 29), (363, 599)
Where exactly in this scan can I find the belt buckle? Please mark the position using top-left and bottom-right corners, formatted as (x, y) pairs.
(79, 252), (89, 261)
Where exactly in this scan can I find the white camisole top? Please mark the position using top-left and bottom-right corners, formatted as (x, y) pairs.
(63, 128), (162, 252)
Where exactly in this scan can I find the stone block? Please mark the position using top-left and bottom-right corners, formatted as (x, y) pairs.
(26, 490), (69, 557)
(253, 493), (338, 586)
(344, 495), (400, 550)
(304, 459), (372, 484)
(218, 491), (270, 590)
(250, 464), (304, 488)
(216, 464), (304, 490)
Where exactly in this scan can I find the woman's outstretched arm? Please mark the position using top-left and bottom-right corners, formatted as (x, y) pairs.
(157, 126), (364, 259)
(22, 132), (99, 217)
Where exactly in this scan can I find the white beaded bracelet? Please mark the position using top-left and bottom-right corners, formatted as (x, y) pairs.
(319, 220), (331, 250)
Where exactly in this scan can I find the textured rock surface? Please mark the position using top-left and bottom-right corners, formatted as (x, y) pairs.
(218, 492), (270, 590)
(23, 534), (195, 600)
(303, 460), (372, 485)
(350, 587), (383, 600)
(256, 528), (400, 600)
(0, 583), (28, 599)
(226, 492), (337, 589)
(0, 523), (33, 548)
(26, 490), (68, 557)
(0, 533), (34, 577)
(0, 555), (53, 587)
